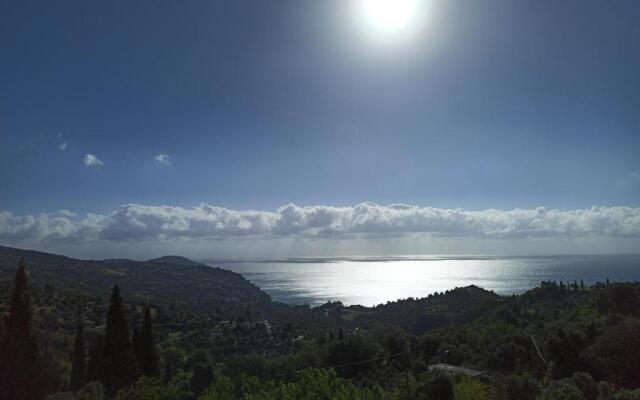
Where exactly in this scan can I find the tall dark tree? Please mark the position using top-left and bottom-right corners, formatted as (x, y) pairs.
(0, 257), (42, 400)
(131, 327), (142, 369)
(140, 307), (159, 377)
(86, 335), (105, 383)
(103, 286), (139, 397)
(70, 320), (86, 391)
(190, 364), (213, 398)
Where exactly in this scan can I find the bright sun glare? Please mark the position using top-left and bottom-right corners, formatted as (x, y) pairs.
(359, 0), (421, 35)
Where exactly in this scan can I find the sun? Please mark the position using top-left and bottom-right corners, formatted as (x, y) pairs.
(358, 0), (421, 35)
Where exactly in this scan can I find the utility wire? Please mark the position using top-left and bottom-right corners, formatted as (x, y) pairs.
(271, 352), (406, 378)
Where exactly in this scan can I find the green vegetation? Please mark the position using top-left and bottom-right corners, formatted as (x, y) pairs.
(2, 246), (640, 399)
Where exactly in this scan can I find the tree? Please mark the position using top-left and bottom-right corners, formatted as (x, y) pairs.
(0, 257), (42, 400)
(417, 373), (454, 400)
(541, 380), (583, 400)
(161, 347), (184, 383)
(140, 307), (159, 377)
(608, 284), (639, 315)
(131, 328), (141, 370)
(47, 382), (106, 400)
(71, 320), (86, 391)
(571, 372), (599, 400)
(103, 286), (139, 397)
(114, 377), (190, 400)
(584, 319), (640, 388)
(453, 376), (488, 400)
(327, 335), (382, 377)
(503, 375), (540, 400)
(190, 364), (213, 398)
(547, 329), (587, 378)
(87, 335), (105, 383)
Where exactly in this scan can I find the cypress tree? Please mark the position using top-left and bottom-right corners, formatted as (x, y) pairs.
(190, 364), (213, 398)
(140, 307), (159, 377)
(86, 335), (105, 383)
(131, 327), (142, 369)
(103, 286), (138, 397)
(0, 257), (41, 400)
(70, 320), (86, 391)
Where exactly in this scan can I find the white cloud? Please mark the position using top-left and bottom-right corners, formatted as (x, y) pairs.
(630, 171), (640, 180)
(1, 203), (639, 248)
(154, 154), (171, 165)
(56, 133), (67, 150)
(83, 154), (103, 167)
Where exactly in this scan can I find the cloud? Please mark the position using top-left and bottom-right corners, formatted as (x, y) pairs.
(154, 154), (171, 165)
(1, 203), (639, 247)
(56, 133), (67, 150)
(630, 171), (640, 180)
(83, 154), (103, 167)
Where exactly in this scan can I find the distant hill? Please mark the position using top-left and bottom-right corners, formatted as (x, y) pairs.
(350, 285), (502, 334)
(0, 245), (270, 311)
(147, 255), (204, 267)
(101, 258), (136, 263)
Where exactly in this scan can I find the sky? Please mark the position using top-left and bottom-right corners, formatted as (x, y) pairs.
(1, 0), (639, 259)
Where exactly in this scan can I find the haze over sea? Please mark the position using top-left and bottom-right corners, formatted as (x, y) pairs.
(206, 255), (640, 307)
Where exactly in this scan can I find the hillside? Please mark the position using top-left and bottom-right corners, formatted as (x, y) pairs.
(0, 245), (270, 311)
(350, 285), (503, 334)
(2, 247), (640, 399)
(146, 255), (206, 267)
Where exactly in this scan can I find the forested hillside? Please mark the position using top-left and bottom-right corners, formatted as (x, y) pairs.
(0, 245), (270, 311)
(1, 247), (640, 399)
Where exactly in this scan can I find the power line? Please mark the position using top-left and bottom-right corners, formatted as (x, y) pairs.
(329, 353), (404, 370)
(271, 352), (406, 378)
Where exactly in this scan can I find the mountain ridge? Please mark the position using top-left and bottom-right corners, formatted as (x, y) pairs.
(146, 255), (204, 266)
(0, 244), (270, 311)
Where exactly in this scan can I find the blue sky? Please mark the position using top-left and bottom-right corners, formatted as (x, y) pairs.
(1, 0), (639, 257)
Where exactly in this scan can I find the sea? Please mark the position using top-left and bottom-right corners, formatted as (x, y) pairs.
(203, 255), (640, 307)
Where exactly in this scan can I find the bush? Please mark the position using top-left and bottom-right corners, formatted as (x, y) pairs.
(46, 382), (106, 400)
(503, 375), (539, 400)
(114, 377), (190, 400)
(416, 372), (454, 400)
(453, 375), (488, 400)
(541, 380), (583, 400)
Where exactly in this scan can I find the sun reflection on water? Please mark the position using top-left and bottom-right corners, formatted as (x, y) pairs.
(216, 256), (640, 307)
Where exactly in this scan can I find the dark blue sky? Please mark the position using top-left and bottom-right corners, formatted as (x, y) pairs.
(2, 0), (639, 215)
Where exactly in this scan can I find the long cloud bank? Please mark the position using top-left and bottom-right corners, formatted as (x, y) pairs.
(1, 203), (639, 246)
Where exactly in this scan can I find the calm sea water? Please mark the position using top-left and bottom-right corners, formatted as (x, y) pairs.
(204, 255), (640, 307)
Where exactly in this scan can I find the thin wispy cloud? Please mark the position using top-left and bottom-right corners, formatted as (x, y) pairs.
(154, 154), (171, 165)
(83, 153), (104, 167)
(56, 133), (67, 151)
